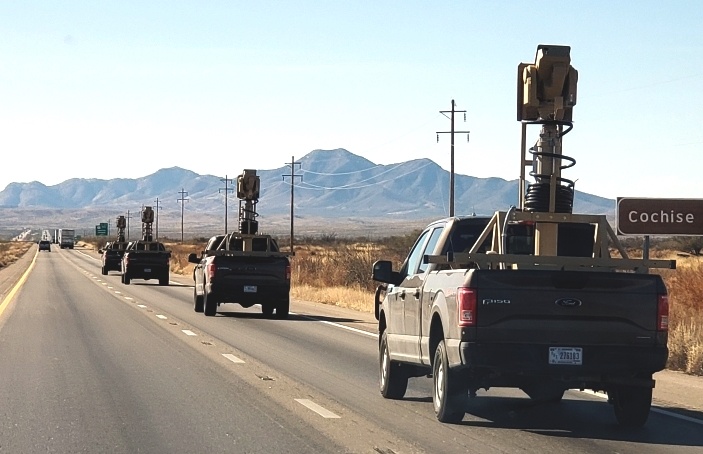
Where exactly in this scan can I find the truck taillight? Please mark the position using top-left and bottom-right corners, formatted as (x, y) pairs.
(286, 264), (291, 280)
(457, 287), (477, 327)
(207, 262), (217, 280)
(657, 294), (669, 331)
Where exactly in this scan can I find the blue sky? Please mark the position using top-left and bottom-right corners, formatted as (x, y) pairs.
(1, 1), (701, 201)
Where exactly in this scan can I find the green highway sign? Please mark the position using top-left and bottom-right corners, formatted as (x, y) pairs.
(96, 223), (108, 236)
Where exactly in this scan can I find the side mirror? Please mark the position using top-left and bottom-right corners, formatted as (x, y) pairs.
(188, 253), (200, 264)
(372, 260), (399, 284)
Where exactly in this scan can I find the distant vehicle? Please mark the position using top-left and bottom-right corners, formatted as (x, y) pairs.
(120, 207), (170, 285)
(38, 240), (51, 252)
(121, 240), (170, 285)
(189, 233), (291, 317)
(99, 241), (128, 275)
(58, 229), (75, 249)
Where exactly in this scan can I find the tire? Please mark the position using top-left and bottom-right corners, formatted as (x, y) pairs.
(101, 266), (107, 276)
(261, 303), (274, 318)
(204, 292), (217, 317)
(611, 385), (652, 428)
(379, 331), (408, 399)
(275, 298), (290, 319)
(433, 340), (467, 423)
(194, 288), (204, 313)
(123, 273), (131, 285)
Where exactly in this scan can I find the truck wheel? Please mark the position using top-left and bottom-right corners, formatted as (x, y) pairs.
(611, 385), (652, 428)
(433, 339), (466, 423)
(123, 273), (131, 285)
(193, 288), (204, 313)
(204, 292), (217, 317)
(379, 331), (408, 399)
(261, 303), (274, 318)
(275, 298), (290, 319)
(101, 266), (107, 276)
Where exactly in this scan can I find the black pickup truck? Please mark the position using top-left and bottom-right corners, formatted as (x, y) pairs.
(372, 214), (674, 427)
(121, 240), (171, 285)
(188, 233), (291, 318)
(99, 241), (128, 275)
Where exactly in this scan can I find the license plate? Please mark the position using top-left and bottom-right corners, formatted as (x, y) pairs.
(549, 347), (582, 365)
(244, 285), (257, 293)
(144, 268), (151, 273)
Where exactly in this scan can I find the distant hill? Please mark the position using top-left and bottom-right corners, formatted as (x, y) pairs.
(0, 148), (615, 237)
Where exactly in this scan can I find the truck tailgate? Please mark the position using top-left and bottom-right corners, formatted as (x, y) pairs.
(469, 270), (665, 346)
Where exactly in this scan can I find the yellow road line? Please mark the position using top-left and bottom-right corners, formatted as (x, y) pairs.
(0, 250), (38, 319)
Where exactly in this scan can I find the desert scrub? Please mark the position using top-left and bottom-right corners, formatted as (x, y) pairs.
(662, 264), (703, 375)
(0, 241), (33, 269)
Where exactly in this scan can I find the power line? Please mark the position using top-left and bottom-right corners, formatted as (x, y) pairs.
(291, 162), (434, 191)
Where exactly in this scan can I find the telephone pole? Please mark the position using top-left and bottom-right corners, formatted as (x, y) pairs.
(282, 156), (302, 252)
(126, 210), (133, 241)
(153, 198), (162, 240)
(437, 99), (470, 217)
(219, 175), (234, 234)
(177, 188), (189, 242)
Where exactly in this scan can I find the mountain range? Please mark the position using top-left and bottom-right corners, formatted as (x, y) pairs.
(0, 149), (615, 238)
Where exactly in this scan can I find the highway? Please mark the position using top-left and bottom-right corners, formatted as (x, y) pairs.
(1, 245), (702, 453)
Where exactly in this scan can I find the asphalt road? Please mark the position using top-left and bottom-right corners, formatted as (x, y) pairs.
(1, 245), (702, 453)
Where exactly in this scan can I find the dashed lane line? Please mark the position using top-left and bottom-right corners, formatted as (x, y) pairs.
(156, 315), (167, 320)
(222, 353), (245, 364)
(182, 330), (197, 336)
(579, 389), (703, 426)
(294, 399), (341, 419)
(137, 304), (147, 308)
(290, 311), (376, 339)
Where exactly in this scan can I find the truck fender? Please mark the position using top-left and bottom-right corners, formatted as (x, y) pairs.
(423, 291), (450, 365)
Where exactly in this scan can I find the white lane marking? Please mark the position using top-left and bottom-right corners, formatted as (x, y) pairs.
(579, 390), (703, 426)
(182, 330), (197, 336)
(107, 286), (113, 289)
(101, 283), (107, 286)
(137, 304), (147, 308)
(156, 315), (167, 320)
(294, 399), (340, 419)
(290, 311), (376, 338)
(114, 291), (122, 294)
(222, 353), (245, 364)
(124, 297), (133, 300)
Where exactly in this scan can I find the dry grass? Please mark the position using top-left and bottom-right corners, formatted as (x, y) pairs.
(0, 241), (33, 269)
(660, 264), (703, 375)
(291, 285), (374, 313)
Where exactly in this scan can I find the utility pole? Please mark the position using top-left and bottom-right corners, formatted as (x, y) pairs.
(126, 210), (132, 241)
(177, 188), (189, 243)
(153, 198), (162, 240)
(437, 99), (470, 217)
(219, 175), (234, 234)
(282, 156), (302, 252)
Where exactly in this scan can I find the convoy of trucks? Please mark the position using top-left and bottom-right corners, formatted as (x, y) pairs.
(32, 44), (681, 431)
